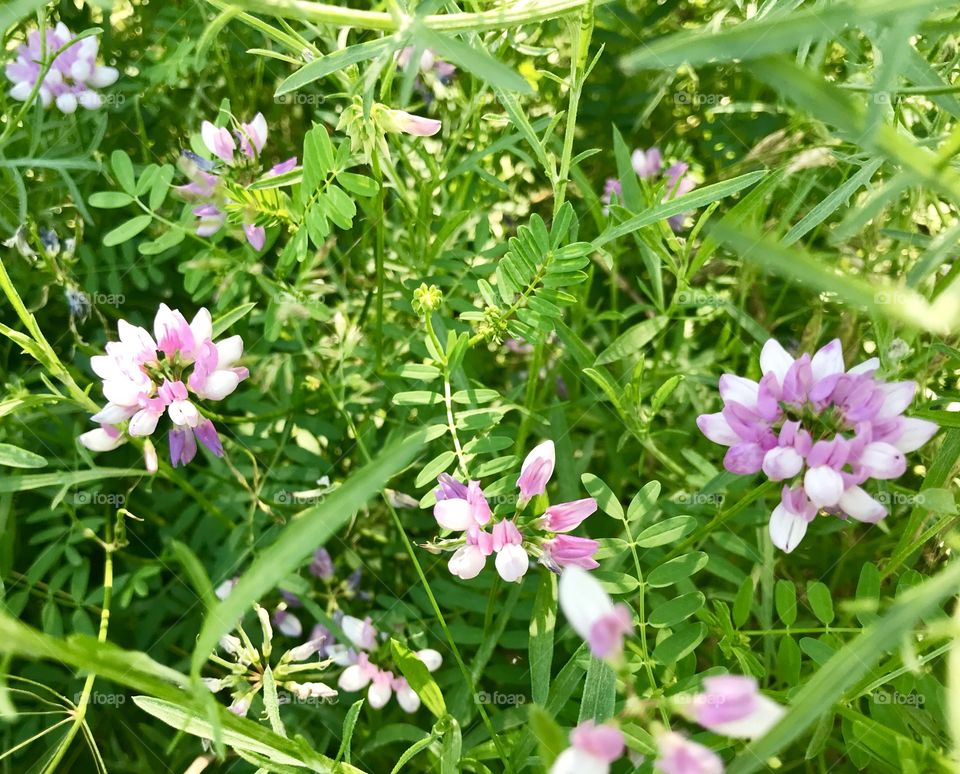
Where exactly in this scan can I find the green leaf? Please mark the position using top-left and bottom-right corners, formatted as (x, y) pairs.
(439, 716), (461, 774)
(529, 705), (567, 768)
(578, 656), (616, 722)
(415, 451), (456, 487)
(414, 25), (532, 94)
(775, 580), (797, 627)
(261, 667), (287, 737)
(336, 699), (365, 764)
(621, 0), (943, 71)
(635, 516), (696, 548)
(191, 430), (427, 675)
(337, 172), (379, 197)
(0, 468), (143, 494)
(594, 171), (766, 248)
(649, 591), (705, 628)
(733, 577), (754, 628)
(647, 552), (709, 588)
(111, 150), (136, 194)
(653, 622), (707, 664)
(89, 191), (134, 208)
(212, 302), (256, 338)
(390, 639), (446, 719)
(595, 316), (668, 365)
(627, 481), (661, 523)
(580, 473), (624, 520)
(167, 540), (216, 613)
(806, 581), (835, 625)
(529, 571), (557, 706)
(0, 443), (46, 469)
(276, 37), (399, 96)
(103, 215), (152, 247)
(728, 559), (960, 774)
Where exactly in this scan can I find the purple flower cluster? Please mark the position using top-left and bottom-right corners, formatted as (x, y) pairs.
(602, 145), (698, 231)
(78, 304), (248, 467)
(429, 441), (600, 583)
(177, 113), (298, 251)
(5, 24), (118, 113)
(698, 339), (938, 552)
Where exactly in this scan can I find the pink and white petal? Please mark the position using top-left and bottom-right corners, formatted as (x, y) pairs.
(804, 466), (844, 508)
(876, 381), (917, 419)
(810, 338), (845, 382)
(892, 418), (939, 453)
(707, 695), (786, 739)
(719, 374), (760, 410)
(198, 370), (242, 401)
(434, 499), (475, 530)
(769, 504), (809, 553)
(494, 543), (529, 583)
(128, 408), (161, 437)
(848, 357), (880, 375)
(838, 486), (887, 523)
(859, 441), (906, 479)
(696, 412), (741, 446)
(759, 339), (794, 384)
(762, 446), (804, 481)
(215, 335), (244, 368)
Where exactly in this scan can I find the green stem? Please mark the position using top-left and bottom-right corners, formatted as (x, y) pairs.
(209, 0), (589, 33)
(553, 2), (594, 216)
(0, 257), (98, 412)
(41, 520), (115, 773)
(319, 376), (513, 769)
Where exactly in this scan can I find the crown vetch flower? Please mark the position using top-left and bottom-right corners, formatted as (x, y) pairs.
(632, 147), (663, 179)
(337, 647), (441, 713)
(5, 24), (118, 113)
(517, 440), (556, 500)
(559, 565), (633, 660)
(550, 721), (625, 774)
(685, 675), (785, 739)
(429, 440), (601, 583)
(697, 338), (938, 552)
(78, 304), (248, 467)
(177, 113), (297, 250)
(654, 732), (723, 774)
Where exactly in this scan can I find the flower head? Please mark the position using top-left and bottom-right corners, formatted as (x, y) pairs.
(79, 304), (248, 467)
(551, 721), (625, 774)
(683, 674), (784, 739)
(5, 24), (118, 113)
(177, 114), (297, 250)
(697, 338), (938, 552)
(428, 440), (600, 583)
(517, 440), (556, 500)
(559, 566), (633, 660)
(654, 732), (723, 774)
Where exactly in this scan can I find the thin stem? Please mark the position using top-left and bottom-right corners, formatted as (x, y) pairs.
(209, 0), (589, 33)
(41, 520), (115, 773)
(318, 375), (513, 769)
(553, 3), (594, 216)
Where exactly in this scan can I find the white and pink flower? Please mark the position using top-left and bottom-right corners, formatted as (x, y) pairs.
(79, 304), (248, 467)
